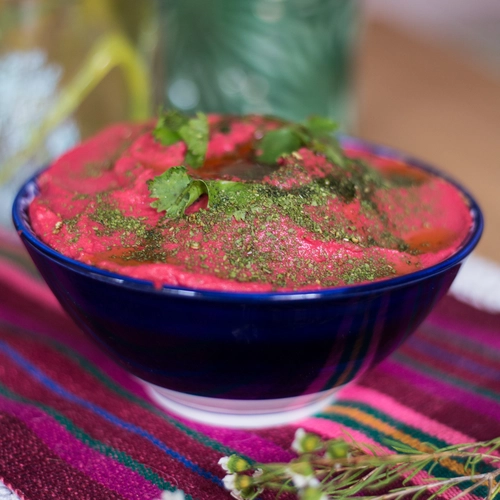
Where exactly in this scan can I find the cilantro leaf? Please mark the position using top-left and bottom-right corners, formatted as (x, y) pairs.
(255, 127), (303, 164)
(303, 116), (339, 138)
(254, 116), (345, 167)
(178, 112), (209, 168)
(153, 111), (209, 169)
(148, 166), (208, 218)
(152, 110), (188, 146)
(300, 116), (346, 168)
(311, 138), (346, 167)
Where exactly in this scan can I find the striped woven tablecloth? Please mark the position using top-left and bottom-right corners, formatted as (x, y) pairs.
(1, 226), (499, 500)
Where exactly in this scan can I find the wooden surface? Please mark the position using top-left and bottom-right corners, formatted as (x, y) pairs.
(355, 21), (500, 261)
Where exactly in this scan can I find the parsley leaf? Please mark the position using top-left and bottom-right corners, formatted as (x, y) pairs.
(153, 111), (209, 169)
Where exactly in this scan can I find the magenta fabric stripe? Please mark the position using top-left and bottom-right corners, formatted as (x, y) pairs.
(0, 411), (127, 500)
(0, 261), (59, 311)
(431, 295), (500, 334)
(0, 393), (162, 500)
(174, 417), (295, 463)
(0, 266), (154, 404)
(301, 414), (383, 442)
(0, 317), (153, 405)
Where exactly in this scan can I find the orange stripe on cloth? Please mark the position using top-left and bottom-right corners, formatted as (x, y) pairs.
(325, 405), (472, 478)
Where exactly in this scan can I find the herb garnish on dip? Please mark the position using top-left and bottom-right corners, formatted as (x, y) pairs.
(29, 112), (473, 292)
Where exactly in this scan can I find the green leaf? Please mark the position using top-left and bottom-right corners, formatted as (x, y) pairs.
(148, 166), (257, 219)
(152, 110), (188, 145)
(298, 116), (345, 167)
(148, 166), (208, 218)
(303, 115), (339, 138)
(255, 127), (303, 164)
(153, 111), (209, 168)
(179, 112), (209, 168)
(311, 138), (346, 167)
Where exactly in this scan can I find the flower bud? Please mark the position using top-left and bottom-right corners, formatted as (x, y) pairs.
(223, 473), (258, 499)
(219, 454), (252, 473)
(292, 428), (322, 454)
(326, 439), (349, 459)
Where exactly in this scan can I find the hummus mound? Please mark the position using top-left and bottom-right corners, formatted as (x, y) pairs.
(29, 114), (473, 292)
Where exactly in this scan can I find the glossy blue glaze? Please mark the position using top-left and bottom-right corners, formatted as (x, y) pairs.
(12, 138), (483, 401)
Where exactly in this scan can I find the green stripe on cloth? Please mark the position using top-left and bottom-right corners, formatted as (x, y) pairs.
(0, 318), (253, 464)
(0, 381), (190, 498)
(47, 337), (252, 461)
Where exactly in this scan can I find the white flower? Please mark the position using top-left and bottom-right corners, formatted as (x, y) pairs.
(160, 489), (186, 500)
(252, 468), (263, 478)
(222, 473), (256, 500)
(223, 474), (237, 491)
(292, 428), (307, 453)
(218, 456), (231, 472)
(223, 474), (244, 500)
(286, 469), (320, 489)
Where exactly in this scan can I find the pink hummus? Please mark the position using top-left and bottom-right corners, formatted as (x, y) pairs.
(29, 115), (473, 292)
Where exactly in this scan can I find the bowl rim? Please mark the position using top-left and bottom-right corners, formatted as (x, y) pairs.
(12, 135), (484, 303)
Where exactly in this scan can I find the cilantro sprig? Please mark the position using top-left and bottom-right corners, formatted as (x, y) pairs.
(255, 115), (346, 167)
(153, 111), (344, 169)
(153, 111), (209, 168)
(148, 166), (255, 219)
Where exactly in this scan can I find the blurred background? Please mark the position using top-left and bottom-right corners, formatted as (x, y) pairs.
(0, 0), (498, 260)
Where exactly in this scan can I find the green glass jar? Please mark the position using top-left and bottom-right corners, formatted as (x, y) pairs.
(159, 0), (358, 124)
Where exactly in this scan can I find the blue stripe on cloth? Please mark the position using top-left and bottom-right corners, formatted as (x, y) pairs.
(0, 339), (223, 488)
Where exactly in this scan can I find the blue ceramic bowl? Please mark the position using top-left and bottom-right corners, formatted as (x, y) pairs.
(12, 138), (483, 427)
